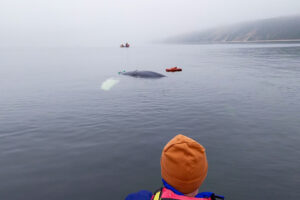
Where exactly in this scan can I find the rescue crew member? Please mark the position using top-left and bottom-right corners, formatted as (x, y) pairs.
(125, 134), (224, 200)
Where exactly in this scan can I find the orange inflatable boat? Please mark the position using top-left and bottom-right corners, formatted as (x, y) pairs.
(166, 67), (182, 72)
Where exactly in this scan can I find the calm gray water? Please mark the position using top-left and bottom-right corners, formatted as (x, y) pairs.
(1, 43), (300, 200)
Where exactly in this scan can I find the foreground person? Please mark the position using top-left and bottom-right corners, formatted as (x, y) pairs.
(125, 134), (224, 200)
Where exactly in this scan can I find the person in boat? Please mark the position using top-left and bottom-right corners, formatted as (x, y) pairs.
(125, 134), (224, 200)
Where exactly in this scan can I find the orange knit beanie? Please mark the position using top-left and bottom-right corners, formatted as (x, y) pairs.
(161, 134), (208, 194)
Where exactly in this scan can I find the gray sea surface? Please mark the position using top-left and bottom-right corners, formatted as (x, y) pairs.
(1, 43), (300, 200)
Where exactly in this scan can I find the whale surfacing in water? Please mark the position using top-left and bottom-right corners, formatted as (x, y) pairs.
(121, 70), (166, 78)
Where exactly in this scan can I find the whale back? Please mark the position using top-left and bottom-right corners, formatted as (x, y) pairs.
(121, 70), (166, 78)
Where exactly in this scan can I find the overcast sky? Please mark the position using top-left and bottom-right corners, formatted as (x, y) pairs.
(1, 0), (299, 46)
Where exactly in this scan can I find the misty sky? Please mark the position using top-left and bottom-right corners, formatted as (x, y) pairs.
(1, 0), (300, 46)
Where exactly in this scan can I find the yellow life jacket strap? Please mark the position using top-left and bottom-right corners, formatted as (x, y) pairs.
(153, 188), (163, 200)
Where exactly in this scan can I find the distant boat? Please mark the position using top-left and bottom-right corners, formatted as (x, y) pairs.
(120, 42), (130, 48)
(166, 67), (182, 72)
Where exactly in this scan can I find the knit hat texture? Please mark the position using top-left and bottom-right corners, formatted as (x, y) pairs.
(161, 134), (208, 194)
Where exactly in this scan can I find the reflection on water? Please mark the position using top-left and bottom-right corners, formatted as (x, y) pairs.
(0, 43), (300, 200)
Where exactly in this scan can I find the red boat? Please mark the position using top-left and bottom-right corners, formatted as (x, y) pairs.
(166, 67), (182, 72)
(120, 42), (130, 48)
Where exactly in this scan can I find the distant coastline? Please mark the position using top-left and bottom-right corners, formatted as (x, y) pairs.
(165, 15), (300, 44)
(170, 39), (300, 45)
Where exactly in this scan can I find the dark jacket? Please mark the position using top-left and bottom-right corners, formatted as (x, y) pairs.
(125, 179), (224, 200)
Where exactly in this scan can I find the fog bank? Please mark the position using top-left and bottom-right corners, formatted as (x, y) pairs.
(1, 0), (300, 47)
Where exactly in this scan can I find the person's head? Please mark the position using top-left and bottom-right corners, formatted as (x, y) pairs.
(160, 134), (208, 197)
